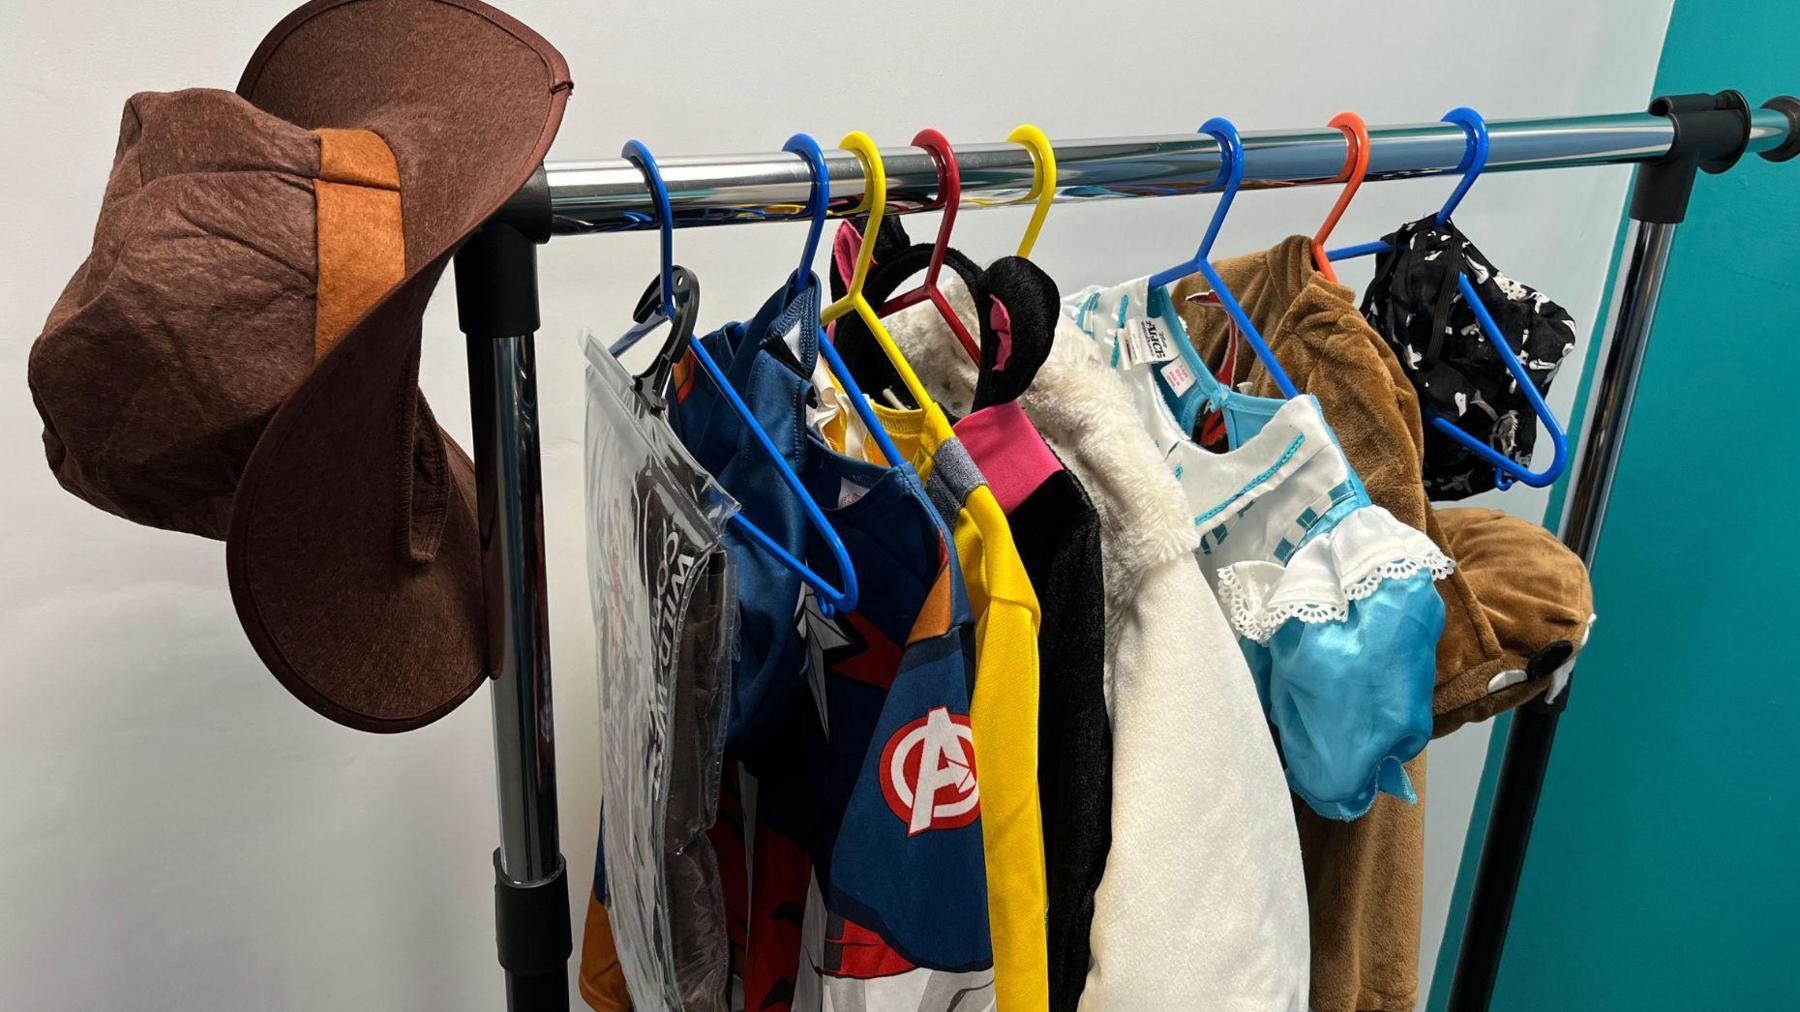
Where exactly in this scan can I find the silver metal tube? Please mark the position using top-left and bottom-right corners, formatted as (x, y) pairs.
(469, 332), (562, 886)
(545, 109), (1791, 234)
(1558, 221), (1678, 558)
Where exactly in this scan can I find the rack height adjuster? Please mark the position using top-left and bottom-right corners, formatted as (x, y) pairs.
(493, 851), (573, 979)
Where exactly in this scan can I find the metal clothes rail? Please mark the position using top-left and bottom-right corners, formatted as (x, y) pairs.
(449, 92), (1797, 1011)
(541, 108), (1791, 232)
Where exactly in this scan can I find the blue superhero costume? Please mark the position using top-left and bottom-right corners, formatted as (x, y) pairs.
(672, 280), (992, 1009)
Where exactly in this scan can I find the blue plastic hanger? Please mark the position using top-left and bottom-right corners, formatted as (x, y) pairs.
(782, 134), (831, 304)
(778, 133), (910, 472)
(620, 138), (860, 612)
(1148, 117), (1300, 398)
(1328, 106), (1490, 261)
(1327, 109), (1568, 489)
(1443, 276), (1568, 488)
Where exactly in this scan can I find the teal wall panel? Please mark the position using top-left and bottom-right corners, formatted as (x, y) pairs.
(1475, 3), (1800, 1008)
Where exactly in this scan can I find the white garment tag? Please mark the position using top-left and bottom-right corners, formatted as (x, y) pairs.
(1123, 317), (1179, 367)
(777, 315), (807, 360)
(1160, 358), (1197, 398)
(838, 476), (870, 508)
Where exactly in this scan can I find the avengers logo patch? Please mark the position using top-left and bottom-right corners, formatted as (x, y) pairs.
(879, 707), (979, 835)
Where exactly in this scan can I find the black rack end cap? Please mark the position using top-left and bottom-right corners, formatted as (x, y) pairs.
(1760, 96), (1800, 162)
(1630, 90), (1756, 223)
(496, 164), (553, 243)
(453, 166), (550, 339)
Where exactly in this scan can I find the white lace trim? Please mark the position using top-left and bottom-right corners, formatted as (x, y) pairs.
(1339, 551), (1458, 604)
(1214, 511), (1456, 644)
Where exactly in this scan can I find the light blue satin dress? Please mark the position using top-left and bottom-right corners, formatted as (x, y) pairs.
(1067, 280), (1449, 820)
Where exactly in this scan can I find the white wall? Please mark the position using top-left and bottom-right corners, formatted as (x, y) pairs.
(0, 1), (1670, 1008)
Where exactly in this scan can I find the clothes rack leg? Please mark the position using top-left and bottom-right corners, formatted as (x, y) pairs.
(457, 196), (572, 1011)
(1444, 89), (1773, 1007)
(1446, 219), (1678, 1010)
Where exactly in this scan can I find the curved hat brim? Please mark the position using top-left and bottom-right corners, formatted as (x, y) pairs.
(226, 0), (570, 732)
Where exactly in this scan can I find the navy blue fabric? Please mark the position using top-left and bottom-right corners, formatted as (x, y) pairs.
(670, 288), (815, 756)
(671, 281), (991, 978)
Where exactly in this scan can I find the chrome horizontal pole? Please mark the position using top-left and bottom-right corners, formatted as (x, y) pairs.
(545, 108), (1792, 235)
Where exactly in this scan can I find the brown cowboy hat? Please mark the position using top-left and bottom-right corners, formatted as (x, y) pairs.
(26, 0), (571, 731)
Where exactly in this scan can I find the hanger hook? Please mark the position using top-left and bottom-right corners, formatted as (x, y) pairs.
(782, 133), (830, 300)
(1148, 116), (1298, 399)
(820, 132), (936, 410)
(871, 130), (982, 360)
(911, 129), (962, 298)
(623, 138), (863, 614)
(824, 131), (887, 317)
(1196, 116), (1246, 262)
(1313, 111), (1371, 282)
(1007, 124), (1056, 257)
(776, 135), (912, 499)
(1436, 106), (1490, 226)
(1145, 115), (1245, 288)
(621, 139), (677, 316)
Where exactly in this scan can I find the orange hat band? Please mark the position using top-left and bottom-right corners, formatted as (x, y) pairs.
(313, 128), (405, 358)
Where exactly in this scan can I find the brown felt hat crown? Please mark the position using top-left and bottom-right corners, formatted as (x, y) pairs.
(26, 0), (571, 731)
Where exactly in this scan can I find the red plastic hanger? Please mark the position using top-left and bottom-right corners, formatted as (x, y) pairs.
(1311, 111), (1370, 283)
(875, 129), (981, 361)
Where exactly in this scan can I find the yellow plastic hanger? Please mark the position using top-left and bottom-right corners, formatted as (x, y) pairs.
(819, 131), (938, 411)
(967, 125), (1058, 256)
(1008, 124), (1057, 257)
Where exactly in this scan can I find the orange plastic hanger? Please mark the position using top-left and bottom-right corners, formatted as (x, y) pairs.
(1311, 111), (1370, 283)
(875, 130), (982, 361)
